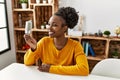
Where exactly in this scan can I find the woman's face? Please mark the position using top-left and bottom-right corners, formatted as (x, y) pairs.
(48, 15), (67, 38)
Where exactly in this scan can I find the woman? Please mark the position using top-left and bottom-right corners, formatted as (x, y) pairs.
(24, 7), (89, 75)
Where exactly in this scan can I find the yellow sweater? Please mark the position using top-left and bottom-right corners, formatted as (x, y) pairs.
(24, 37), (89, 75)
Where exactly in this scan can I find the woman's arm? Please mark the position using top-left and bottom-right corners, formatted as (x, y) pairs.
(38, 42), (89, 75)
(24, 37), (44, 66)
(49, 54), (89, 75)
(24, 49), (39, 66)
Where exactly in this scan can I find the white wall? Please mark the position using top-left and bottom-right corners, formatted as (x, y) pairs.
(0, 0), (16, 70)
(59, 0), (120, 36)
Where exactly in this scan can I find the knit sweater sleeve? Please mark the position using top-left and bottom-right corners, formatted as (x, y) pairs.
(49, 43), (89, 75)
(24, 38), (44, 66)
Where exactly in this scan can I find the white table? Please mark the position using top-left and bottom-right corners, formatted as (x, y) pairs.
(0, 63), (120, 80)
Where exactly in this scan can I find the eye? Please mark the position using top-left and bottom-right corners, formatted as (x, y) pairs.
(52, 23), (58, 27)
(48, 23), (58, 27)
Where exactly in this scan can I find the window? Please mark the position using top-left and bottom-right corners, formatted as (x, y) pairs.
(0, 0), (11, 54)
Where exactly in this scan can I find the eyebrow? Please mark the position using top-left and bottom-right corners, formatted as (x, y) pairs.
(48, 22), (57, 24)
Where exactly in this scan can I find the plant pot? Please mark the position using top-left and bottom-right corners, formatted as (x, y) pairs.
(48, 0), (53, 4)
(41, 25), (45, 29)
(36, 0), (40, 4)
(103, 34), (109, 38)
(43, 0), (47, 4)
(21, 3), (27, 9)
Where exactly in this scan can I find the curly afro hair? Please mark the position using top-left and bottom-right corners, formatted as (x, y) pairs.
(54, 7), (79, 29)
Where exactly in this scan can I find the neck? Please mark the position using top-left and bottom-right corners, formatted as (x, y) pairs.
(53, 36), (68, 50)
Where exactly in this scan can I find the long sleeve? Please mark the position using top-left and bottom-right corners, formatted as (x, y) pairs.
(24, 38), (44, 66)
(49, 55), (89, 75)
(24, 49), (39, 65)
(49, 42), (89, 75)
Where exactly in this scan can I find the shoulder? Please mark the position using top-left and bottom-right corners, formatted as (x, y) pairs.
(68, 38), (81, 48)
(68, 38), (80, 46)
(68, 38), (84, 53)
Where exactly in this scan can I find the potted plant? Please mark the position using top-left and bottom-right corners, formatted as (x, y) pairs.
(36, 0), (40, 4)
(115, 26), (120, 38)
(20, 0), (28, 9)
(112, 49), (119, 58)
(103, 30), (111, 37)
(48, 0), (53, 4)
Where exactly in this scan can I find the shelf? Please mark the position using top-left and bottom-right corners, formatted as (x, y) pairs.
(14, 28), (49, 32)
(81, 36), (109, 40)
(110, 38), (120, 41)
(32, 29), (49, 32)
(65, 35), (81, 39)
(17, 50), (26, 53)
(87, 55), (106, 61)
(14, 28), (25, 31)
(66, 35), (110, 41)
(31, 3), (54, 6)
(14, 28), (48, 32)
(13, 9), (34, 11)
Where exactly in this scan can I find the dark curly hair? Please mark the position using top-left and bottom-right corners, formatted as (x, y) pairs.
(54, 7), (79, 29)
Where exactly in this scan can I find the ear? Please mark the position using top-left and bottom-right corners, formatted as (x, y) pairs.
(64, 26), (68, 32)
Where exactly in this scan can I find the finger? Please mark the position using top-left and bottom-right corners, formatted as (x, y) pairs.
(24, 35), (31, 41)
(24, 34), (30, 39)
(24, 35), (35, 44)
(38, 66), (44, 72)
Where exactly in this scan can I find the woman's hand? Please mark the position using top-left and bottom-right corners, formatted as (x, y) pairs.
(38, 63), (51, 72)
(24, 34), (37, 51)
